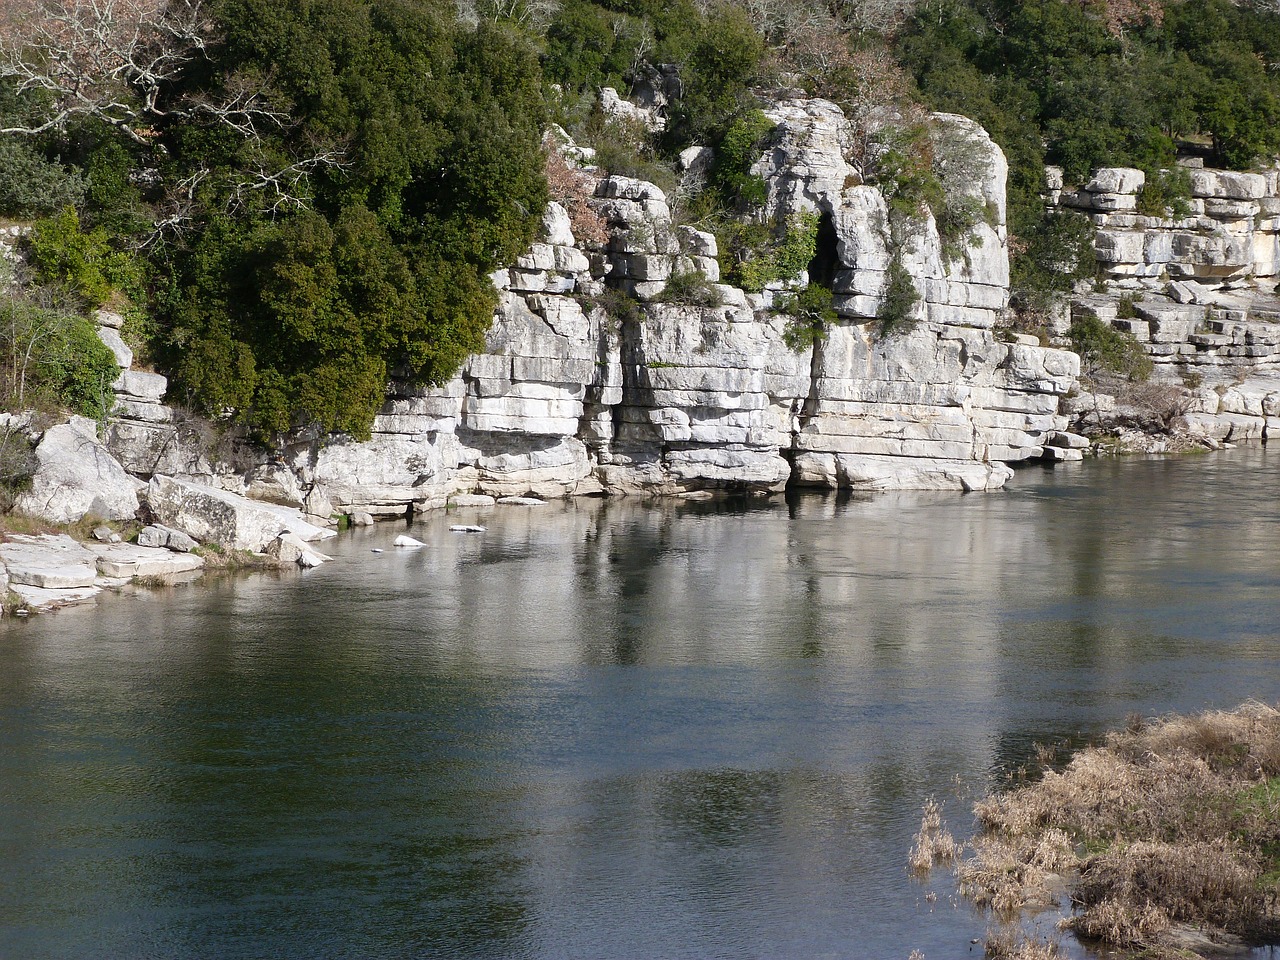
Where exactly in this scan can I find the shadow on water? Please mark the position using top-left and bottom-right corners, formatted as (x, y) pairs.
(3, 446), (1280, 958)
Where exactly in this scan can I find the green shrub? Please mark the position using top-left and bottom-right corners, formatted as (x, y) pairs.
(1069, 312), (1153, 382)
(0, 140), (86, 218)
(591, 116), (678, 195)
(656, 269), (723, 307)
(1011, 211), (1097, 317)
(26, 207), (139, 307)
(1136, 167), (1193, 219)
(778, 283), (836, 351)
(727, 213), (819, 293)
(590, 286), (645, 327)
(0, 299), (120, 419)
(709, 110), (775, 210)
(876, 257), (920, 339)
(1116, 293), (1141, 320)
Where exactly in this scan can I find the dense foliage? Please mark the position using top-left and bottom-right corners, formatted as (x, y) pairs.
(2, 0), (1280, 436)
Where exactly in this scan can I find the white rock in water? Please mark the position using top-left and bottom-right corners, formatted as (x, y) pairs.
(393, 534), (425, 547)
(496, 496), (546, 506)
(87, 542), (205, 579)
(266, 532), (331, 568)
(449, 525), (486, 533)
(146, 475), (335, 552)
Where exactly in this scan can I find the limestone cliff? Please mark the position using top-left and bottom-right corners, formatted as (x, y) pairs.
(292, 100), (1081, 515)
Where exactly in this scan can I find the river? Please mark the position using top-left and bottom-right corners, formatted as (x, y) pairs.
(3, 448), (1280, 959)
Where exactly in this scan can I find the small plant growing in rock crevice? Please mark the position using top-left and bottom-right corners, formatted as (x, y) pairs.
(777, 283), (837, 350)
(655, 269), (724, 307)
(876, 256), (920, 339)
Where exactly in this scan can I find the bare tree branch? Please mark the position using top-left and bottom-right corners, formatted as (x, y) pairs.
(0, 0), (285, 143)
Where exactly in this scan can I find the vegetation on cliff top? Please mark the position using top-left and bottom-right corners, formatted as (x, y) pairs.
(1, 0), (1279, 438)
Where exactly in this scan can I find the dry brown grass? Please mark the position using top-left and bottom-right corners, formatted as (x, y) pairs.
(909, 798), (960, 873)
(982, 926), (1060, 959)
(952, 703), (1280, 957)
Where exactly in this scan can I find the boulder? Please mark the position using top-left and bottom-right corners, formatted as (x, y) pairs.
(14, 423), (140, 523)
(393, 534), (424, 547)
(136, 523), (199, 553)
(113, 370), (167, 402)
(95, 326), (133, 368)
(146, 475), (336, 552)
(266, 532), (331, 568)
(1085, 168), (1145, 195)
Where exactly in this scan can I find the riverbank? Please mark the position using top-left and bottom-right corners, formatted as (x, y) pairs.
(931, 703), (1280, 960)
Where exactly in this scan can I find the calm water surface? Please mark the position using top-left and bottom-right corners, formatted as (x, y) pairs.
(3, 449), (1280, 959)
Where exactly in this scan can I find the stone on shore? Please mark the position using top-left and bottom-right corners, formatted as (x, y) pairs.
(87, 542), (205, 578)
(136, 523), (199, 553)
(0, 535), (99, 588)
(13, 423), (140, 524)
(146, 475), (336, 552)
(449, 494), (497, 507)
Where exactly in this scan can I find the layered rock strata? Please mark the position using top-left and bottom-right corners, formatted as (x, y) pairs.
(1057, 164), (1280, 442)
(300, 99), (1080, 513)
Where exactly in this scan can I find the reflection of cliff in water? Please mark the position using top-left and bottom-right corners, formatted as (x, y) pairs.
(4, 447), (1280, 958)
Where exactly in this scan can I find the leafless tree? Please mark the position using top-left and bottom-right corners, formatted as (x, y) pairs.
(0, 0), (286, 144)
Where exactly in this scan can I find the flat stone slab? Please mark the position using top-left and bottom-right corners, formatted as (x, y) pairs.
(86, 542), (205, 579)
(496, 496), (547, 506)
(449, 525), (486, 533)
(0, 535), (99, 588)
(449, 494), (496, 507)
(9, 582), (100, 609)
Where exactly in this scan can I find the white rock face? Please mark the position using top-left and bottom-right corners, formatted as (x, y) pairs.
(146, 475), (335, 551)
(15, 423), (140, 523)
(284, 98), (1079, 505)
(1055, 162), (1280, 285)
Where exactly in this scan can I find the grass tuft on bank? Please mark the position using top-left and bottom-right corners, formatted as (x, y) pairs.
(928, 702), (1280, 959)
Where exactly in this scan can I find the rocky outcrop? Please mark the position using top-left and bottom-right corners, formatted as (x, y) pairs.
(13, 419), (141, 524)
(0, 533), (206, 612)
(296, 99), (1078, 511)
(1053, 163), (1280, 444)
(146, 475), (337, 552)
(1056, 165), (1280, 286)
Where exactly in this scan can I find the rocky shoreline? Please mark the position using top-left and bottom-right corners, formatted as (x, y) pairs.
(11, 98), (1280, 612)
